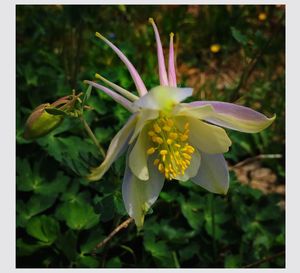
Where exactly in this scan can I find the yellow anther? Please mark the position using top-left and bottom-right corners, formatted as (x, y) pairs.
(180, 135), (188, 141)
(154, 159), (160, 166)
(160, 150), (168, 155)
(148, 131), (156, 137)
(167, 139), (173, 145)
(167, 119), (174, 126)
(182, 153), (192, 160)
(147, 147), (156, 155)
(154, 123), (161, 133)
(163, 126), (171, 132)
(175, 144), (181, 148)
(158, 163), (164, 172)
(184, 123), (189, 130)
(162, 155), (166, 162)
(169, 132), (178, 139)
(153, 136), (163, 144)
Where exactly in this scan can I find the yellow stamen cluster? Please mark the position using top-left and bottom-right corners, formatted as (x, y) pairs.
(147, 116), (195, 180)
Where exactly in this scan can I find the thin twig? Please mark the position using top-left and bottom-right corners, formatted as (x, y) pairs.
(92, 218), (134, 255)
(81, 117), (106, 157)
(229, 154), (282, 170)
(243, 250), (285, 268)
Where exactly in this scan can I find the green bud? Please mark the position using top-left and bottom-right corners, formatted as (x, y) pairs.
(24, 103), (64, 140)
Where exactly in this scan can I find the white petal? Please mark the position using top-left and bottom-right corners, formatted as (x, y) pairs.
(86, 114), (138, 181)
(129, 108), (159, 144)
(175, 116), (232, 154)
(191, 153), (229, 194)
(122, 150), (165, 228)
(133, 86), (193, 110)
(129, 124), (152, 181)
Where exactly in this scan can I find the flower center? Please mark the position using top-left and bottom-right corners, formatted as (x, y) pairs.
(146, 115), (195, 180)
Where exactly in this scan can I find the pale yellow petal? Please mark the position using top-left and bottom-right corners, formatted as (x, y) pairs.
(86, 114), (138, 181)
(175, 116), (232, 154)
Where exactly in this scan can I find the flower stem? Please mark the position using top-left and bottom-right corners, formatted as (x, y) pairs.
(210, 194), (217, 260)
(80, 117), (105, 157)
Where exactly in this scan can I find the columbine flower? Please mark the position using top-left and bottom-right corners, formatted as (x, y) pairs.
(85, 18), (275, 228)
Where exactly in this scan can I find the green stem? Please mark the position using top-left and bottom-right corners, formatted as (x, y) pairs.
(81, 117), (105, 157)
(210, 194), (217, 260)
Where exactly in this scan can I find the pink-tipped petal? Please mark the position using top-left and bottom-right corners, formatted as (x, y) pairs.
(149, 18), (169, 86)
(95, 32), (148, 97)
(85, 80), (135, 113)
(187, 101), (275, 133)
(168, 32), (177, 87)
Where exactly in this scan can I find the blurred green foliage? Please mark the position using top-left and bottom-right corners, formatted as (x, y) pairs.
(16, 5), (285, 268)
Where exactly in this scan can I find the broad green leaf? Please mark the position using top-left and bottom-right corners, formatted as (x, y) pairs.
(26, 215), (60, 244)
(37, 135), (100, 176)
(76, 255), (100, 268)
(16, 239), (44, 257)
(56, 201), (100, 230)
(17, 195), (56, 227)
(106, 257), (122, 268)
(144, 233), (174, 267)
(55, 230), (78, 261)
(181, 202), (204, 230)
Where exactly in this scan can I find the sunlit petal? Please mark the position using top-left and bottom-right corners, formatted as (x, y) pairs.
(186, 101), (275, 133)
(129, 124), (152, 180)
(87, 114), (138, 181)
(191, 152), (229, 194)
(129, 108), (159, 144)
(175, 116), (232, 154)
(134, 86), (192, 110)
(122, 151), (165, 229)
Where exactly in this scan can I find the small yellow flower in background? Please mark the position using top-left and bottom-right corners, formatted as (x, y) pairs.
(210, 43), (221, 53)
(85, 18), (275, 228)
(258, 12), (267, 21)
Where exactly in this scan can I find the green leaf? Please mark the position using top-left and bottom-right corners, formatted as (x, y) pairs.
(16, 239), (44, 257)
(224, 255), (241, 268)
(82, 85), (92, 107)
(26, 215), (60, 244)
(106, 256), (122, 268)
(231, 27), (248, 46)
(17, 158), (69, 197)
(37, 135), (100, 176)
(181, 202), (204, 230)
(144, 233), (174, 267)
(17, 195), (56, 227)
(56, 201), (100, 230)
(55, 230), (78, 261)
(76, 255), (100, 268)
(80, 228), (105, 254)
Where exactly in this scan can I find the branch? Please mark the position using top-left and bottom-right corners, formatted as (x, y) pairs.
(243, 250), (285, 268)
(229, 154), (282, 170)
(92, 217), (134, 255)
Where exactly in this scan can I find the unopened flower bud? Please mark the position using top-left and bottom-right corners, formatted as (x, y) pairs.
(24, 103), (64, 140)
